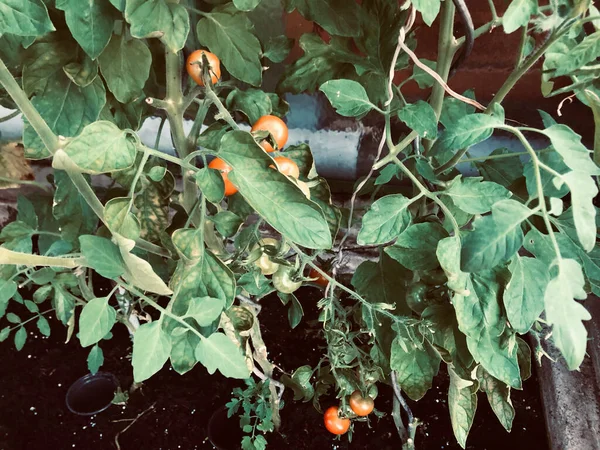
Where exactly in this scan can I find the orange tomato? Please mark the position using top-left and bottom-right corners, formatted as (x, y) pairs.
(308, 267), (329, 288)
(251, 115), (288, 152)
(349, 390), (374, 417)
(324, 406), (350, 435)
(271, 156), (300, 179)
(187, 50), (221, 86)
(208, 158), (237, 196)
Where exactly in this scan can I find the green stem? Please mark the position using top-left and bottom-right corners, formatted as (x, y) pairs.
(487, 0), (498, 19)
(204, 85), (239, 130)
(429, 0), (457, 122)
(0, 176), (51, 192)
(457, 148), (552, 164)
(0, 110), (19, 123)
(372, 131), (419, 170)
(0, 247), (87, 268)
(501, 126), (562, 259)
(8, 308), (55, 332)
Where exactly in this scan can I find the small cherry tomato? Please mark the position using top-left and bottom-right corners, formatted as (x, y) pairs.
(420, 268), (448, 286)
(208, 158), (237, 196)
(253, 238), (281, 275)
(272, 266), (302, 294)
(186, 50), (221, 86)
(406, 281), (429, 314)
(308, 267), (329, 288)
(271, 156), (300, 179)
(349, 390), (374, 417)
(251, 115), (288, 152)
(324, 406), (350, 435)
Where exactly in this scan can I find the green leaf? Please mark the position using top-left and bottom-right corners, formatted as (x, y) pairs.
(357, 194), (412, 245)
(52, 284), (75, 325)
(436, 114), (499, 154)
(63, 57), (98, 87)
(319, 80), (374, 117)
(0, 327), (10, 342)
(542, 125), (600, 175)
(503, 0), (537, 34)
(55, 0), (118, 59)
(79, 235), (126, 279)
(169, 329), (199, 375)
(437, 236), (468, 293)
(104, 197), (141, 241)
(125, 0), (189, 52)
(0, 279), (17, 318)
(280, 292), (303, 329)
(478, 367), (515, 432)
(233, 0), (261, 11)
(24, 74), (106, 159)
(413, 0), (441, 26)
(6, 313), (20, 324)
(87, 344), (104, 374)
(0, 0), (55, 37)
(475, 148), (524, 188)
(98, 32), (152, 103)
(79, 297), (117, 347)
(0, 221), (33, 241)
(36, 316), (51, 337)
(448, 367), (478, 449)
(212, 211), (243, 238)
(461, 200), (532, 272)
(196, 167), (225, 203)
(439, 91), (476, 128)
(545, 259), (591, 370)
(263, 35), (293, 63)
(170, 247), (236, 311)
(503, 256), (548, 334)
(197, 10), (262, 86)
(116, 237), (173, 296)
(184, 296), (225, 327)
(132, 321), (172, 382)
(63, 121), (137, 174)
(218, 131), (331, 249)
(195, 332), (251, 379)
(14, 326), (27, 351)
(524, 150), (570, 198)
(561, 171), (598, 252)
(134, 170), (174, 243)
(552, 31), (600, 76)
(286, 0), (360, 37)
(17, 196), (38, 229)
(385, 223), (448, 271)
(281, 143), (314, 180)
(454, 271), (522, 388)
(226, 88), (272, 124)
(24, 300), (38, 313)
(391, 334), (440, 400)
(444, 176), (511, 215)
(397, 100), (438, 139)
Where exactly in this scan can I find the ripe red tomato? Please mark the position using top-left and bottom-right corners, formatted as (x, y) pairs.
(271, 156), (300, 179)
(349, 390), (374, 417)
(308, 267), (329, 288)
(186, 50), (221, 86)
(324, 406), (350, 435)
(251, 115), (288, 152)
(208, 158), (237, 196)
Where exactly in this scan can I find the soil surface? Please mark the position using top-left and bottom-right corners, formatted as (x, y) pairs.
(0, 286), (548, 450)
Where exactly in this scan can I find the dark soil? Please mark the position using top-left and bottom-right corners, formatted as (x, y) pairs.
(0, 286), (548, 450)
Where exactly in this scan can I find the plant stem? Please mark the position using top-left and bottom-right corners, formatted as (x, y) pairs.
(372, 131), (419, 170)
(487, 0), (498, 20)
(429, 0), (457, 122)
(0, 176), (51, 192)
(204, 84), (239, 130)
(7, 308), (55, 332)
(457, 148), (552, 164)
(0, 247), (86, 268)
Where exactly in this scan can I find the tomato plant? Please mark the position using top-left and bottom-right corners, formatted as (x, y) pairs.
(324, 406), (351, 435)
(0, 1), (598, 450)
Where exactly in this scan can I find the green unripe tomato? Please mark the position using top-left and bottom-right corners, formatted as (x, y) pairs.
(272, 266), (302, 294)
(252, 238), (282, 275)
(406, 282), (429, 314)
(420, 268), (447, 286)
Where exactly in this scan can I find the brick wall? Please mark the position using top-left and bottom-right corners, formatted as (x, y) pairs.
(283, 1), (593, 141)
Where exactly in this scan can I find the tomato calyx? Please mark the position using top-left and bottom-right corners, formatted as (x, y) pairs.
(186, 50), (221, 87)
